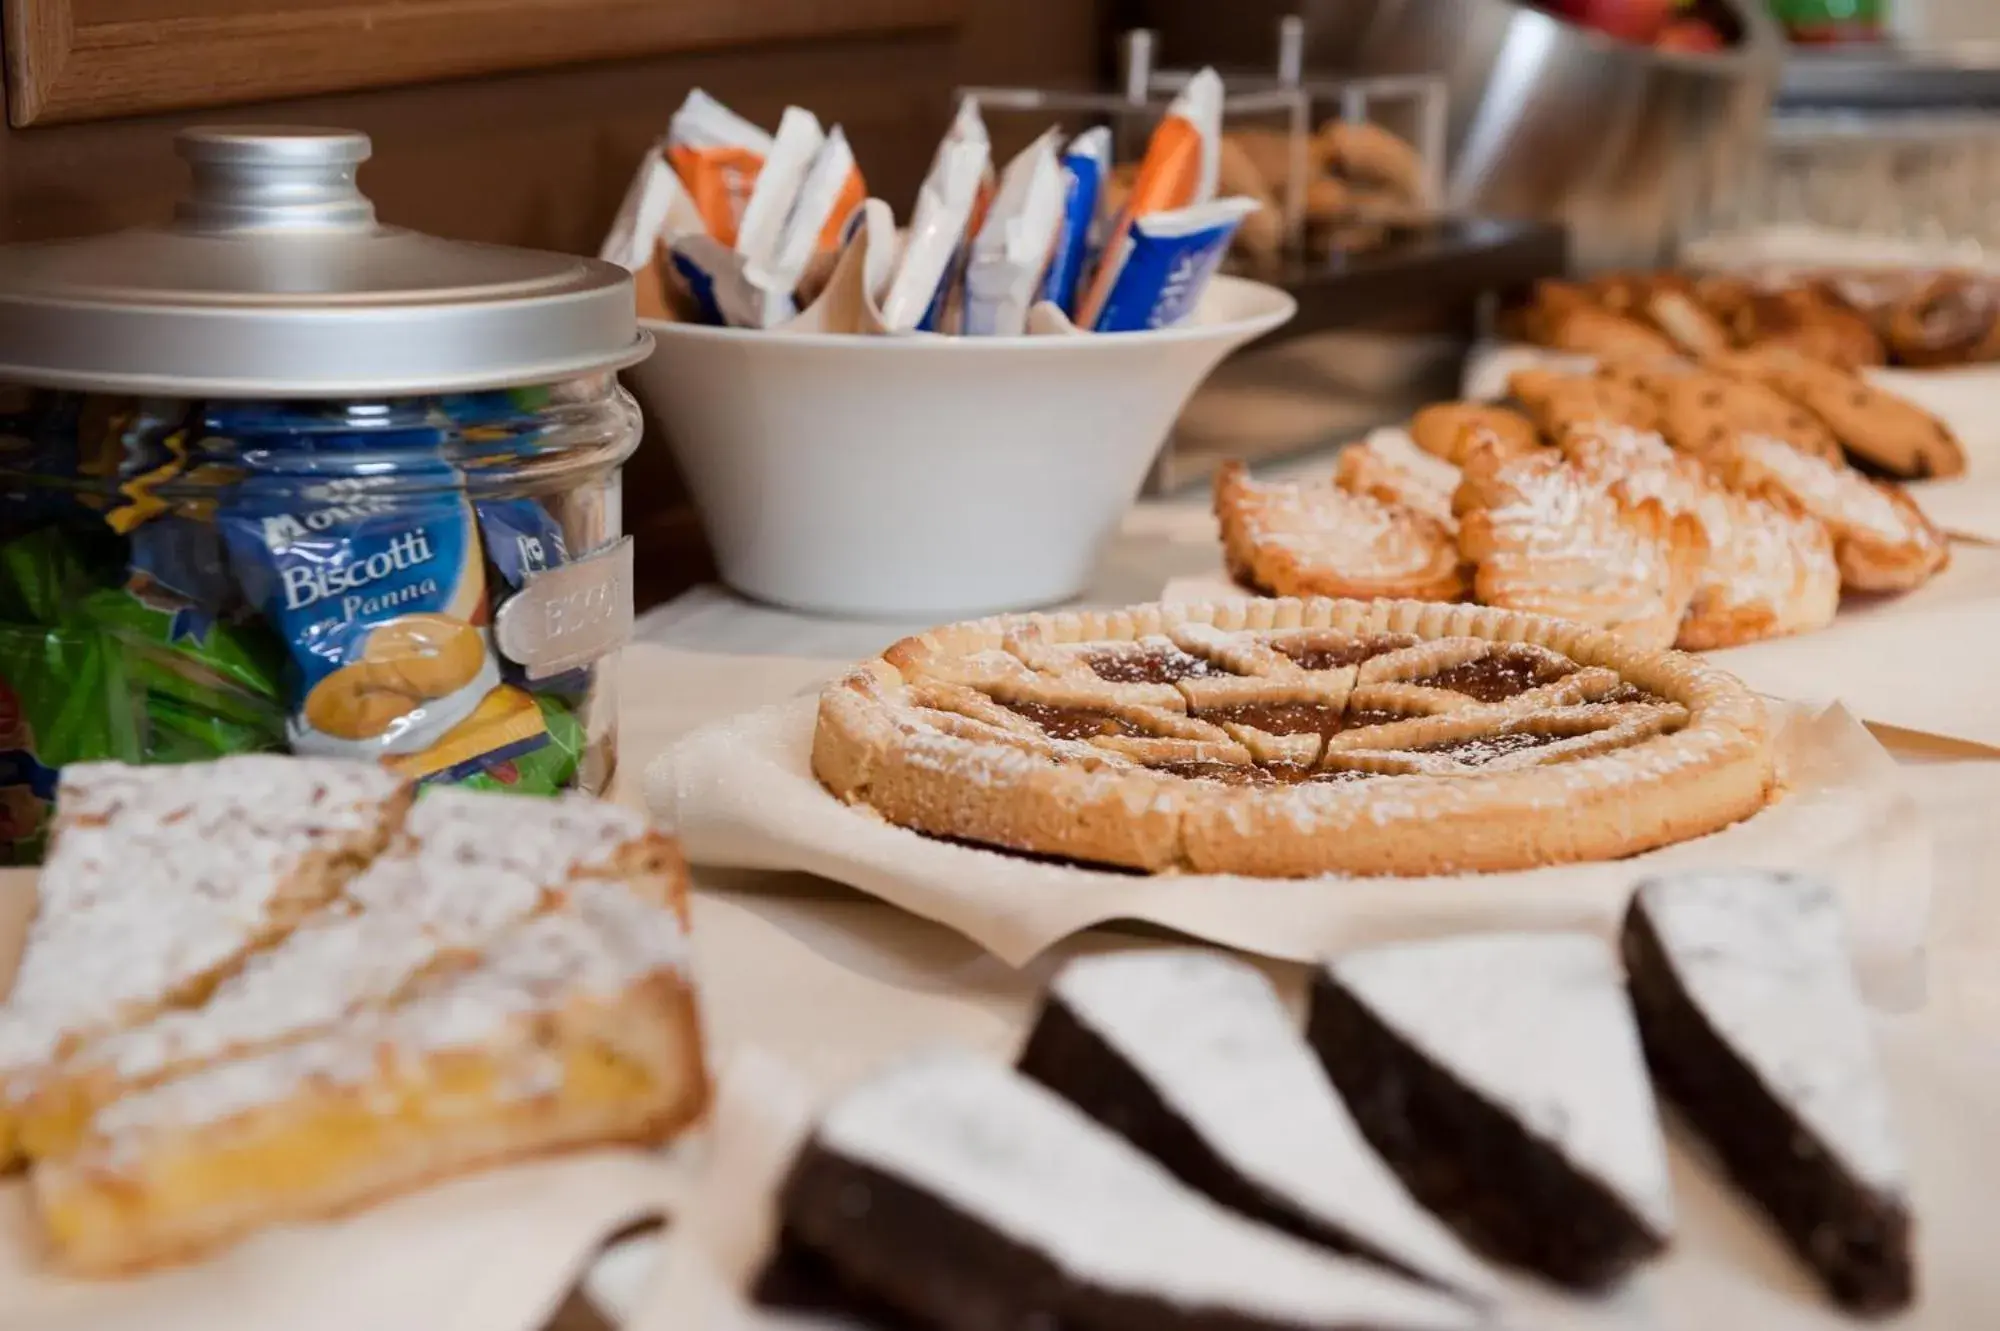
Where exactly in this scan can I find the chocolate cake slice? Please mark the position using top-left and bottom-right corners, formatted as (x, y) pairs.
(1309, 933), (1674, 1291)
(773, 1050), (1484, 1331)
(1623, 870), (1914, 1314)
(1018, 950), (1496, 1301)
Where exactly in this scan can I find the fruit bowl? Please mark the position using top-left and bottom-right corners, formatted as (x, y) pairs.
(1528, 0), (1738, 51)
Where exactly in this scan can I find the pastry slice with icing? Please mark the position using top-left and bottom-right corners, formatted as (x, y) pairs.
(1622, 871), (1914, 1314)
(13, 788), (685, 1161)
(1216, 461), (1465, 603)
(1018, 950), (1498, 1300)
(1337, 430), (1463, 532)
(771, 1050), (1482, 1330)
(1309, 934), (1675, 1291)
(33, 876), (707, 1274)
(1560, 426), (1840, 650)
(1454, 440), (1703, 651)
(0, 757), (412, 1166)
(1716, 435), (1948, 593)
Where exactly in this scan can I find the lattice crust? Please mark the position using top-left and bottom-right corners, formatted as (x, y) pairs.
(816, 598), (1775, 878)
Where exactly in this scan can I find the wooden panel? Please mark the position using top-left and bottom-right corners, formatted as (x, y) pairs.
(5, 0), (967, 126)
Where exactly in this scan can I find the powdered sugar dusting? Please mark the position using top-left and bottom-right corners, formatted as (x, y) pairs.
(1234, 474), (1457, 583)
(1636, 871), (1904, 1194)
(0, 758), (405, 1077)
(819, 1050), (1479, 1327)
(84, 879), (687, 1150)
(1737, 436), (1912, 542)
(1331, 933), (1676, 1235)
(1053, 952), (1497, 1297)
(77, 792), (651, 1091)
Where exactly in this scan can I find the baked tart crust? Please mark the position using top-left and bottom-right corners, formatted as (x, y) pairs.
(813, 598), (1775, 878)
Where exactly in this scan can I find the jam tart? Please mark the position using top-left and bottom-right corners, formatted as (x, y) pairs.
(1216, 461), (1465, 604)
(813, 597), (1774, 878)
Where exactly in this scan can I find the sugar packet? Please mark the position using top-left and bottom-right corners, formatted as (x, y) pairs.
(963, 130), (1065, 337)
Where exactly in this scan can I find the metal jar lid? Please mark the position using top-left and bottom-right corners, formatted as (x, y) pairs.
(0, 127), (653, 398)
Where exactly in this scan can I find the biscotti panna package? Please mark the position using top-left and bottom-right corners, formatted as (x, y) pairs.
(205, 397), (586, 795)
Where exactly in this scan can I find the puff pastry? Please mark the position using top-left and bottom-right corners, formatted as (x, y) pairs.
(1217, 462), (1465, 603)
(1716, 435), (1949, 594)
(1454, 438), (1703, 651)
(1560, 427), (1840, 650)
(1336, 429), (1463, 531)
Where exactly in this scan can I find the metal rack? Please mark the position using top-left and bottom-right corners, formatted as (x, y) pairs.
(960, 20), (1567, 494)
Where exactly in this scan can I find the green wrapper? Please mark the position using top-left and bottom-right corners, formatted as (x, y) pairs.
(457, 694), (585, 797)
(0, 625), (143, 864)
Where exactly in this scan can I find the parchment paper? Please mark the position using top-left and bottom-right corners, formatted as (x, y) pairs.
(1460, 341), (2000, 544)
(646, 695), (1930, 1009)
(634, 1006), (2000, 1331)
(1163, 546), (2000, 753)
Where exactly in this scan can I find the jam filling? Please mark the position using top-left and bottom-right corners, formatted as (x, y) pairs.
(1150, 761), (1379, 787)
(1305, 768), (1383, 784)
(1273, 634), (1417, 671)
(1413, 729), (1570, 766)
(1005, 701), (1143, 742)
(1153, 761), (1278, 786)
(1343, 706), (1416, 730)
(1598, 682), (1667, 706)
(1409, 649), (1574, 703)
(1196, 701), (1346, 739)
(1084, 645), (1222, 686)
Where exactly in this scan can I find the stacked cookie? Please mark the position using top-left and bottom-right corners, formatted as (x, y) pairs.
(1216, 354), (1953, 652)
(750, 870), (1915, 1328)
(1150, 120), (1432, 264)
(1507, 267), (2000, 373)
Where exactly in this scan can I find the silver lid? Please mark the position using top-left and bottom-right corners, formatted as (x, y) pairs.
(0, 127), (652, 398)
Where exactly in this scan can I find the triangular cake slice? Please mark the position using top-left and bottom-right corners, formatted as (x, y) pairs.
(1309, 934), (1674, 1290)
(770, 1050), (1482, 1331)
(1018, 950), (1497, 1300)
(13, 788), (684, 1160)
(33, 874), (708, 1274)
(0, 757), (411, 1164)
(1622, 870), (1913, 1313)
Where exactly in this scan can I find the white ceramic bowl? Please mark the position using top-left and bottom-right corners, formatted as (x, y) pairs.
(626, 275), (1296, 618)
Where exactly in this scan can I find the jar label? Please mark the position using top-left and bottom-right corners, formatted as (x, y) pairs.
(493, 537), (634, 680)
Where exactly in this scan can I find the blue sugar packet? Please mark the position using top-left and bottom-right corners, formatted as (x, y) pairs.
(1089, 198), (1258, 334)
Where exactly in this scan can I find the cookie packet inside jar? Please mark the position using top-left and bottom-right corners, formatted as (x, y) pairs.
(203, 401), (577, 793)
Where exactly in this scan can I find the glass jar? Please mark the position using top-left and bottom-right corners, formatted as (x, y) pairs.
(0, 128), (651, 862)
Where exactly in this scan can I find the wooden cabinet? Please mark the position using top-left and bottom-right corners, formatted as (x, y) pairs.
(5, 0), (966, 126)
